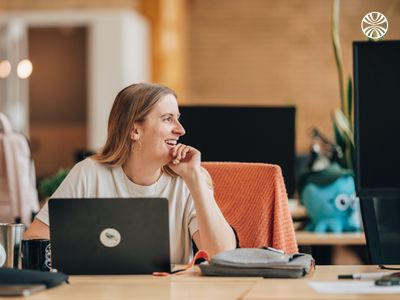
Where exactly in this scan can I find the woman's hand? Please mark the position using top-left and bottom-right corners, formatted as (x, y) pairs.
(168, 144), (201, 179)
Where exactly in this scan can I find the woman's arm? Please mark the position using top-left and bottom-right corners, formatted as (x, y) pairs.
(169, 144), (236, 257)
(185, 169), (237, 257)
(24, 219), (50, 239)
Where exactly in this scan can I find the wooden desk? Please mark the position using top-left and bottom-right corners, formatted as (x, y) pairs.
(4, 265), (399, 300)
(243, 265), (398, 300)
(296, 231), (366, 246)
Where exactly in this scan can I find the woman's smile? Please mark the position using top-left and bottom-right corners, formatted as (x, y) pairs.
(165, 139), (178, 149)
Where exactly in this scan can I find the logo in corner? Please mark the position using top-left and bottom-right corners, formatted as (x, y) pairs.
(100, 228), (121, 248)
(361, 12), (388, 40)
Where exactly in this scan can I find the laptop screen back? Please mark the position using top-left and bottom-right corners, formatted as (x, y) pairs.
(49, 198), (170, 275)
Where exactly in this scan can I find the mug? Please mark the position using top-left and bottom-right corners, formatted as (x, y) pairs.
(0, 223), (25, 268)
(21, 239), (52, 271)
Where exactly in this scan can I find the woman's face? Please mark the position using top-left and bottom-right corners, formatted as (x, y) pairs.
(133, 94), (185, 164)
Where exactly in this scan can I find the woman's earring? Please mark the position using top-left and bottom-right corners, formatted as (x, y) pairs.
(132, 139), (142, 152)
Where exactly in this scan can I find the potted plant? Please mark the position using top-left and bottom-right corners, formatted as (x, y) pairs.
(38, 169), (70, 201)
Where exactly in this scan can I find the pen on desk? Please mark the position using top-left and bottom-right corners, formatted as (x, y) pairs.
(338, 272), (393, 280)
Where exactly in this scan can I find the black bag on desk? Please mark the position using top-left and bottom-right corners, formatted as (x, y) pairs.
(199, 248), (314, 278)
(0, 268), (69, 288)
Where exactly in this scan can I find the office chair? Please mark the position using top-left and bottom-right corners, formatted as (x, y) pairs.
(202, 162), (298, 254)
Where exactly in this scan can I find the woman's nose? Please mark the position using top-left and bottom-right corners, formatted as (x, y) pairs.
(174, 120), (186, 136)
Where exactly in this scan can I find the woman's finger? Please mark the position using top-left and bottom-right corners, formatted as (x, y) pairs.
(181, 146), (191, 160)
(172, 143), (182, 157)
(174, 143), (187, 161)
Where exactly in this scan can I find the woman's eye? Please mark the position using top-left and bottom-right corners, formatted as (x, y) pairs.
(163, 117), (173, 123)
(335, 194), (351, 211)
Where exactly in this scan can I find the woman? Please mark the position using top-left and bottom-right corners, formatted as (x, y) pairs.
(25, 83), (236, 264)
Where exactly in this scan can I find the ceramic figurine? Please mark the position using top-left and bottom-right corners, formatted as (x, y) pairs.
(299, 163), (361, 233)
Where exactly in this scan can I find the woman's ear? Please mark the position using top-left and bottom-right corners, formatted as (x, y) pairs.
(130, 126), (140, 141)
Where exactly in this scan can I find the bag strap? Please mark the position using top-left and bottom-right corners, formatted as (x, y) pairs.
(0, 113), (12, 134)
(153, 250), (210, 277)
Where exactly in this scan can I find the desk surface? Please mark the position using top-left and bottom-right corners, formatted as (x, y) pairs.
(243, 265), (397, 300)
(5, 265), (399, 300)
(296, 231), (366, 246)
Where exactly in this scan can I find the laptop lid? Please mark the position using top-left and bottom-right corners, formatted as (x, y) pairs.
(48, 198), (170, 275)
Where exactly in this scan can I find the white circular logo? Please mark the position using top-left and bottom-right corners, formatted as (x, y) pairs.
(0, 244), (6, 267)
(361, 12), (388, 39)
(99, 228), (121, 248)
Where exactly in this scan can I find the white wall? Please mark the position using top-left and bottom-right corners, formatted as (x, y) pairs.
(0, 10), (150, 150)
(88, 11), (150, 150)
(0, 20), (30, 135)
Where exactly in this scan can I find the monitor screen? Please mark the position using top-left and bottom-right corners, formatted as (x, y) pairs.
(361, 197), (400, 264)
(178, 106), (296, 197)
(354, 40), (400, 197)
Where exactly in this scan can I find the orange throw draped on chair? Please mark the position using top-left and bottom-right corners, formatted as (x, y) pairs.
(202, 162), (298, 254)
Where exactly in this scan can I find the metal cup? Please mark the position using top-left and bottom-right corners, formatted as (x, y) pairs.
(0, 223), (25, 268)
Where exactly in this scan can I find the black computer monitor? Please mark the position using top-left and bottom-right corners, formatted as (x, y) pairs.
(179, 106), (296, 197)
(354, 40), (400, 264)
(360, 198), (400, 264)
(354, 40), (400, 198)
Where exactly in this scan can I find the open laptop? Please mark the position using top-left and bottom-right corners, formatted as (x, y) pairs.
(48, 198), (171, 275)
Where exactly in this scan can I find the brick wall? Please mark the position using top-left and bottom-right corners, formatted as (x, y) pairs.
(186, 0), (400, 153)
(1, 0), (399, 153)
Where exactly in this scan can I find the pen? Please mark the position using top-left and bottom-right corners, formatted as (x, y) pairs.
(338, 272), (393, 280)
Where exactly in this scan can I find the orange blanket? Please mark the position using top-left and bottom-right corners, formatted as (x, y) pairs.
(202, 162), (298, 254)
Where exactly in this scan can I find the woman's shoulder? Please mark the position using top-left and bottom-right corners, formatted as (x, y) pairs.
(51, 157), (118, 198)
(70, 157), (114, 177)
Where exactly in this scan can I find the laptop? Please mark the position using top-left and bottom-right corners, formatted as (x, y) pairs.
(48, 198), (171, 275)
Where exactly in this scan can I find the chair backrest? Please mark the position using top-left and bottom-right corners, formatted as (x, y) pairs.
(202, 162), (298, 254)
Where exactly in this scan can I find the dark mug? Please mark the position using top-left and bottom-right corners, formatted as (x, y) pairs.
(21, 239), (52, 271)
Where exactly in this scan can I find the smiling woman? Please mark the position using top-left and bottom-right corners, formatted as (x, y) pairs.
(24, 82), (236, 264)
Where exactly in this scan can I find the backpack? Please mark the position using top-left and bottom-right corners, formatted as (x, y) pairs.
(0, 112), (39, 225)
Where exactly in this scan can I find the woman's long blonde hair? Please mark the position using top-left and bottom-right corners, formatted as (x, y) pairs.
(92, 82), (179, 177)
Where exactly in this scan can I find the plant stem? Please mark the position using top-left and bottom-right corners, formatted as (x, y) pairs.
(331, 0), (346, 117)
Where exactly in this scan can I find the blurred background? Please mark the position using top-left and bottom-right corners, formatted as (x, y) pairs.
(0, 0), (399, 180)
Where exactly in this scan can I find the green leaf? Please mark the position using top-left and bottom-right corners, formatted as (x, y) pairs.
(332, 110), (354, 145)
(332, 109), (355, 169)
(347, 77), (353, 129)
(39, 168), (70, 199)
